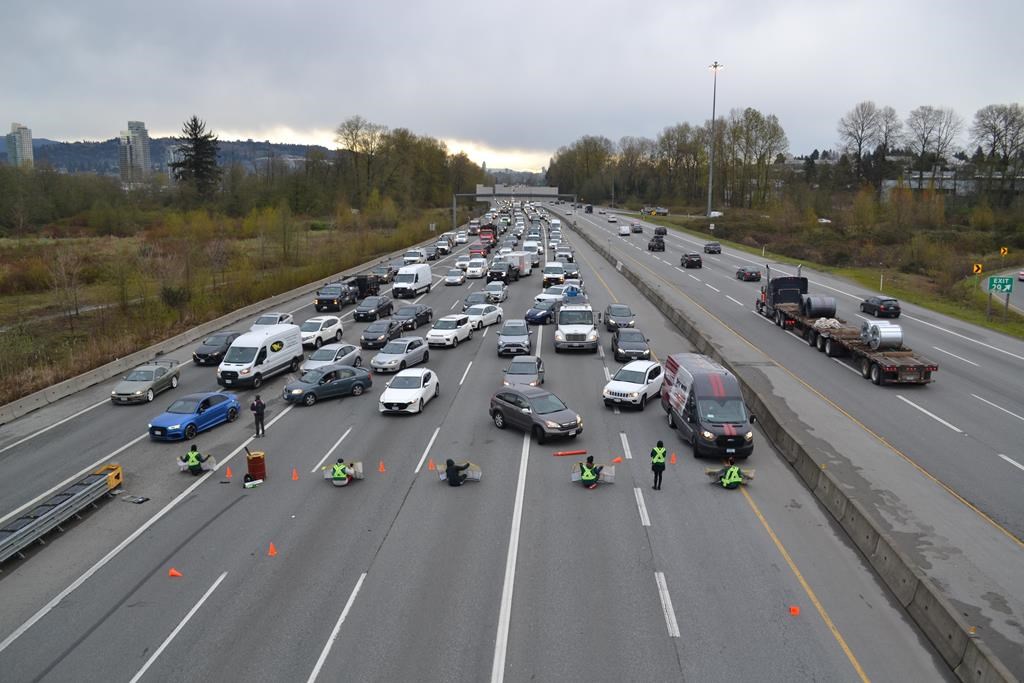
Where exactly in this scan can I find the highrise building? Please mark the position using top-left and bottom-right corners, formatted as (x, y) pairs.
(5, 122), (34, 168)
(118, 120), (152, 184)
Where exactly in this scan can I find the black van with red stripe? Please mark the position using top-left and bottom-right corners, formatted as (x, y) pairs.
(661, 353), (755, 459)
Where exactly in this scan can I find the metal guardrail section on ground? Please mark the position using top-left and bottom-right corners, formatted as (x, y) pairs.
(0, 464), (123, 565)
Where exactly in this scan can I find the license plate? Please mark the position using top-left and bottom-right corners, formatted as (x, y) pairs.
(726, 448), (736, 454)
(224, 379), (232, 385)
(613, 398), (622, 403)
(570, 343), (582, 348)
(568, 430), (577, 436)
(154, 430), (163, 436)
(902, 373), (919, 381)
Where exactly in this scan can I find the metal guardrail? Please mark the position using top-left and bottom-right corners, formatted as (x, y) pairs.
(0, 464), (123, 565)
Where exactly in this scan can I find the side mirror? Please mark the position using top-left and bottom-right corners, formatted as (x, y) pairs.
(521, 408), (532, 414)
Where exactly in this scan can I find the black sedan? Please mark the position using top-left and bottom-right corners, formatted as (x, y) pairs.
(423, 245), (440, 261)
(525, 300), (557, 325)
(192, 331), (242, 365)
(611, 328), (652, 362)
(563, 262), (581, 279)
(736, 266), (761, 281)
(463, 291), (489, 311)
(703, 242), (722, 254)
(681, 253), (703, 268)
(860, 296), (901, 318)
(648, 237), (665, 252)
(354, 295), (394, 321)
(360, 319), (404, 349)
(394, 304), (433, 330)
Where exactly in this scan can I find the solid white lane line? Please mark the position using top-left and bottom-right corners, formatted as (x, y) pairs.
(932, 346), (980, 367)
(482, 327), (489, 338)
(450, 300), (458, 310)
(633, 488), (651, 527)
(603, 366), (611, 381)
(459, 362), (473, 386)
(597, 345), (605, 359)
(705, 284), (720, 293)
(830, 358), (861, 375)
(896, 395), (963, 433)
(0, 397), (109, 454)
(997, 454), (1024, 473)
(0, 432), (148, 526)
(726, 295), (745, 306)
(490, 434), (530, 683)
(307, 572), (367, 683)
(971, 394), (1024, 422)
(654, 572), (681, 638)
(129, 572), (228, 683)
(619, 432), (633, 460)
(414, 427), (441, 474)
(311, 427), (353, 473)
(904, 314), (1024, 362)
(0, 406), (293, 655)
(535, 326), (543, 356)
(751, 310), (774, 324)
(687, 274), (700, 281)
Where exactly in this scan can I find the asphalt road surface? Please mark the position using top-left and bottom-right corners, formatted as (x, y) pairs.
(0, 215), (955, 681)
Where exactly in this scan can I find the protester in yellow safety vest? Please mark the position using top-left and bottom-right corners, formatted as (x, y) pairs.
(579, 455), (602, 489)
(181, 444), (207, 476)
(651, 440), (667, 490)
(718, 456), (744, 489)
(331, 458), (351, 485)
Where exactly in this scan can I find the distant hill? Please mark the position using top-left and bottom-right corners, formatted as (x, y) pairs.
(27, 137), (331, 175)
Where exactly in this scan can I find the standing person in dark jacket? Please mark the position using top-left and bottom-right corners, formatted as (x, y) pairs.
(651, 440), (667, 490)
(250, 395), (266, 437)
(445, 459), (470, 487)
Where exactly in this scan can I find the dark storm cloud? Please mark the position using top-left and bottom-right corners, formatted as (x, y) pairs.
(2, 0), (1022, 168)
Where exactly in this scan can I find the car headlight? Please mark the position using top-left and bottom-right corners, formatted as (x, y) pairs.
(744, 431), (754, 442)
(290, 389), (303, 395)
(377, 335), (386, 340)
(544, 420), (560, 429)
(617, 347), (625, 354)
(147, 423), (152, 428)
(554, 330), (564, 341)
(643, 350), (650, 356)
(134, 390), (144, 395)
(169, 424), (181, 430)
(628, 319), (635, 326)
(701, 430), (715, 441)
(215, 369), (221, 377)
(503, 379), (511, 386)
(627, 392), (639, 398)
(587, 331), (598, 341)
(239, 368), (251, 376)
(528, 381), (538, 386)
(576, 415), (583, 426)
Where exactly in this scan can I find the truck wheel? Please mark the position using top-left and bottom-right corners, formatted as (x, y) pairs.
(825, 338), (838, 357)
(816, 334), (827, 352)
(775, 311), (783, 327)
(806, 330), (817, 347)
(290, 357), (301, 372)
(870, 363), (882, 385)
(860, 358), (872, 378)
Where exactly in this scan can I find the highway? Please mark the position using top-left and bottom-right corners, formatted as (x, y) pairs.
(0, 213), (963, 680)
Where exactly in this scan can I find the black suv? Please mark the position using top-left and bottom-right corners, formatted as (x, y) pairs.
(703, 242), (722, 254)
(354, 295), (393, 321)
(681, 253), (703, 268)
(488, 262), (519, 284)
(648, 236), (665, 252)
(654, 226), (667, 236)
(314, 283), (356, 311)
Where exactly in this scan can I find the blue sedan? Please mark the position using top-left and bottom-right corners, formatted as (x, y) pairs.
(148, 391), (241, 441)
(525, 300), (556, 325)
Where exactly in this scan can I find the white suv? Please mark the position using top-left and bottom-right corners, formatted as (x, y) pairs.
(602, 360), (663, 409)
(426, 314), (474, 347)
(299, 315), (343, 348)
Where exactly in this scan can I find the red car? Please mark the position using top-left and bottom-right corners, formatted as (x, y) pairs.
(736, 266), (762, 281)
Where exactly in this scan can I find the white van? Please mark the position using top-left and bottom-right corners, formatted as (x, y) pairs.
(217, 324), (304, 389)
(393, 263), (433, 298)
(550, 219), (562, 231)
(522, 240), (542, 266)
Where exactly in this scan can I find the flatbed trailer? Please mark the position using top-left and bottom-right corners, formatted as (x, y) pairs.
(754, 268), (937, 386)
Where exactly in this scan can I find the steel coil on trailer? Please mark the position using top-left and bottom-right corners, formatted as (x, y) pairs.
(869, 323), (903, 350)
(801, 295), (837, 318)
(860, 320), (897, 343)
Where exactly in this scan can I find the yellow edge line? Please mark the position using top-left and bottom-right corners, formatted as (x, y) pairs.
(595, 228), (1024, 550)
(742, 488), (871, 683)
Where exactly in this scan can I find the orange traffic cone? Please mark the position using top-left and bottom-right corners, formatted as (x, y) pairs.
(225, 466), (233, 479)
(292, 467), (299, 481)
(428, 458), (436, 471)
(378, 460), (386, 473)
(611, 456), (623, 463)
(670, 453), (677, 464)
(168, 567), (183, 578)
(268, 542), (278, 557)
(789, 605), (800, 616)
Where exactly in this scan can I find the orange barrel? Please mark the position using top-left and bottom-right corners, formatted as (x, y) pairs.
(247, 450), (267, 480)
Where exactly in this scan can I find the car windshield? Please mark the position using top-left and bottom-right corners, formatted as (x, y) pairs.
(404, 251), (422, 258)
(300, 370), (324, 384)
(397, 307), (418, 317)
(310, 347), (340, 361)
(880, 299), (898, 305)
(543, 266), (564, 274)
(469, 259), (486, 267)
(381, 341), (407, 354)
(608, 305), (631, 317)
(395, 273), (415, 283)
(300, 321), (323, 332)
(697, 398), (747, 423)
(254, 315), (278, 325)
(125, 369), (154, 381)
(166, 399), (200, 414)
(612, 368), (646, 384)
(558, 310), (593, 325)
(502, 322), (527, 336)
(373, 266), (390, 274)
(506, 360), (536, 375)
(532, 301), (554, 311)
(530, 393), (567, 414)
(365, 322), (389, 333)
(202, 333), (231, 345)
(434, 319), (458, 329)
(447, 269), (462, 276)
(224, 346), (257, 363)
(318, 286), (342, 296)
(390, 375), (422, 389)
(486, 283), (503, 291)
(544, 287), (565, 296)
(361, 298), (380, 307)
(618, 330), (645, 343)
(467, 306), (488, 316)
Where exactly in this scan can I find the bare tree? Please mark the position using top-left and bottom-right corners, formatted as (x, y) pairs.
(906, 106), (943, 188)
(837, 101), (880, 180)
(877, 106), (903, 157)
(932, 107), (963, 173)
(972, 103), (1024, 197)
(48, 245), (85, 333)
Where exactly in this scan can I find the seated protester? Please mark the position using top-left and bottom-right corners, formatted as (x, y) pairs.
(181, 444), (207, 476)
(579, 455), (603, 490)
(446, 459), (470, 487)
(331, 458), (352, 486)
(718, 457), (744, 490)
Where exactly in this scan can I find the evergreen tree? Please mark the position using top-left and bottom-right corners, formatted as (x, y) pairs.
(170, 115), (221, 200)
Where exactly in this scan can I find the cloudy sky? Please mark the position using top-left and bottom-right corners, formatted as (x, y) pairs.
(3, 0), (1022, 171)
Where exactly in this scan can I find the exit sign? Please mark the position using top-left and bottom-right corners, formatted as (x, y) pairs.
(989, 276), (1014, 293)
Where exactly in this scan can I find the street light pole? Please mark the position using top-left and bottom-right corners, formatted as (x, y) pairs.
(706, 61), (723, 217)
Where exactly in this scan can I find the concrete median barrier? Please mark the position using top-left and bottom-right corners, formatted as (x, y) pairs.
(564, 215), (1017, 683)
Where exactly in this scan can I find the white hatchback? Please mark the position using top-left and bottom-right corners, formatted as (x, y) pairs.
(465, 304), (503, 330)
(378, 368), (439, 414)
